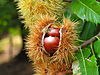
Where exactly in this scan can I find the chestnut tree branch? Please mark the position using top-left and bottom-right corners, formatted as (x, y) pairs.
(75, 32), (100, 51)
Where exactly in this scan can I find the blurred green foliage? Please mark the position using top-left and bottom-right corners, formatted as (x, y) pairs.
(0, 0), (23, 53)
(0, 0), (22, 36)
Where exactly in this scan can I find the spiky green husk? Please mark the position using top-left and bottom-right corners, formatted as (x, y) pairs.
(17, 0), (78, 74)
(26, 15), (78, 74)
(26, 15), (55, 62)
(17, 0), (67, 28)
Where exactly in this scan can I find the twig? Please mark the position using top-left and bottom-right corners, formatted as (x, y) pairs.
(75, 32), (100, 51)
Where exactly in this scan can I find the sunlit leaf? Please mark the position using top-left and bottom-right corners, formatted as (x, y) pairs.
(70, 0), (100, 24)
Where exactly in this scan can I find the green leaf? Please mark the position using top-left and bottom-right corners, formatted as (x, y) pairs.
(76, 48), (91, 58)
(80, 22), (96, 40)
(70, 0), (100, 24)
(64, 8), (79, 20)
(94, 40), (100, 58)
(76, 48), (99, 75)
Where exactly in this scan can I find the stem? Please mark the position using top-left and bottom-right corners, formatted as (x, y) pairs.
(79, 47), (87, 75)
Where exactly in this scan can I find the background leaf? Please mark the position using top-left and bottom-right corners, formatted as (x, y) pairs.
(80, 22), (96, 40)
(70, 0), (100, 24)
(94, 40), (100, 58)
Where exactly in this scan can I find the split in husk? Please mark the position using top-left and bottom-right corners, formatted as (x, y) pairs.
(26, 15), (78, 74)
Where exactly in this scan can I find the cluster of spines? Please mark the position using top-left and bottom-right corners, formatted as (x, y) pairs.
(26, 16), (78, 74)
(26, 15), (55, 63)
(17, 0), (78, 74)
(17, 0), (67, 28)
